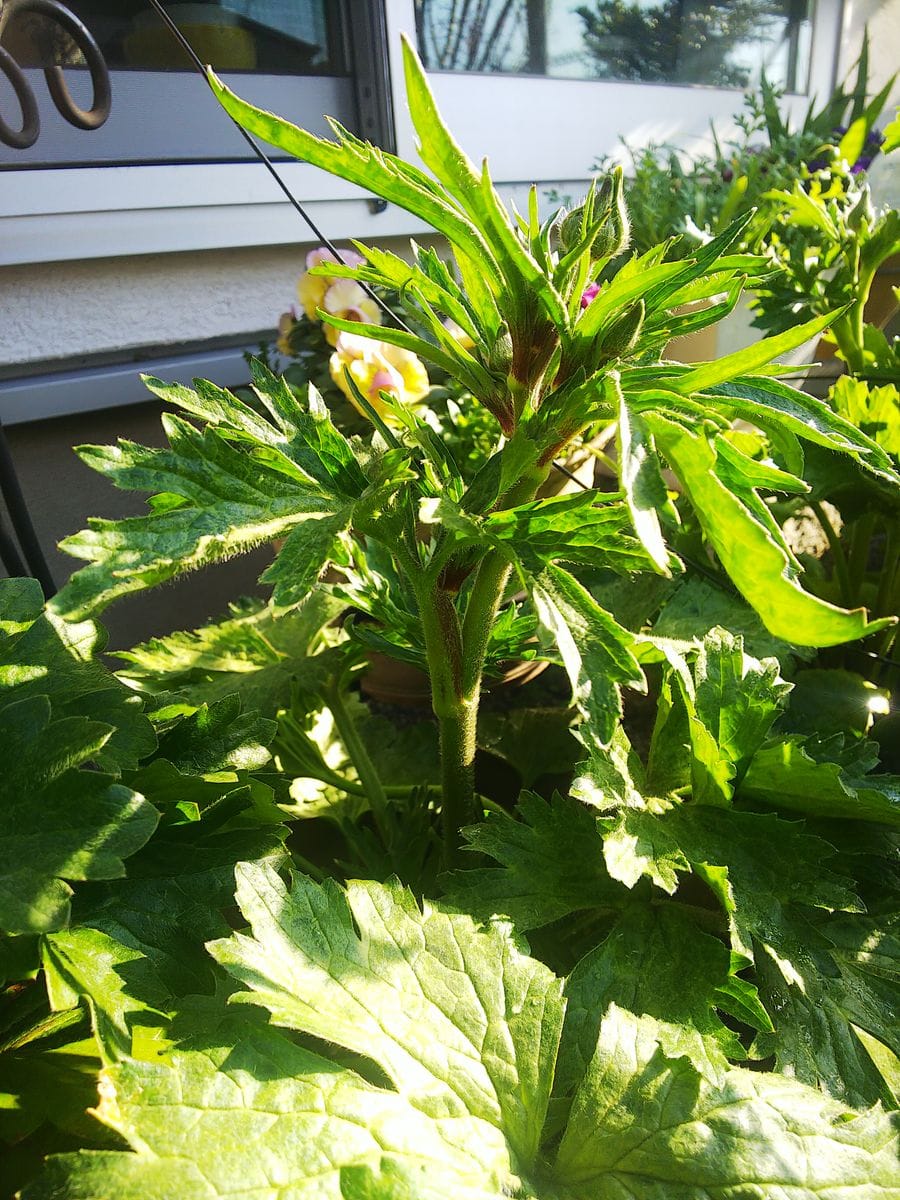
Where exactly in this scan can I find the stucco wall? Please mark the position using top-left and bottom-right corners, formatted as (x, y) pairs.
(0, 245), (306, 372)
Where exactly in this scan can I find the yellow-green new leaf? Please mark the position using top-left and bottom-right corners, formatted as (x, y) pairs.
(206, 70), (500, 304)
(647, 414), (891, 646)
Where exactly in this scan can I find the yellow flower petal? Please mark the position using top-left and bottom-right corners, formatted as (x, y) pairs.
(297, 272), (328, 321)
(329, 332), (430, 420)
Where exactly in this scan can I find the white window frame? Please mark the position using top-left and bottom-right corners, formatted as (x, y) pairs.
(0, 0), (845, 268)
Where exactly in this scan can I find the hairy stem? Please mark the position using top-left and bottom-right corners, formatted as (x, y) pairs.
(460, 549), (515, 697)
(437, 691), (479, 866)
(812, 500), (853, 606)
(414, 578), (475, 866)
(327, 682), (393, 846)
(415, 467), (547, 865)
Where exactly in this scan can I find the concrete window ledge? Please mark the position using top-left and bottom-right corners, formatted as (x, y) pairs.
(0, 344), (258, 426)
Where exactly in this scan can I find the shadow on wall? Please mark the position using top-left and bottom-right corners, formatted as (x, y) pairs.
(2, 400), (272, 651)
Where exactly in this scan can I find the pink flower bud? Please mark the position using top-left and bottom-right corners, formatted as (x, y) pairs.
(581, 282), (600, 309)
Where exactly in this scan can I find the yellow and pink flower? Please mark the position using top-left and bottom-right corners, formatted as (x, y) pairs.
(329, 331), (430, 420)
(296, 246), (380, 345)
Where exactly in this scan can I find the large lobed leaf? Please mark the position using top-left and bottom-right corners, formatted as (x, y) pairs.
(0, 580), (158, 935)
(26, 864), (900, 1198)
(0, 577), (153, 773)
(554, 1004), (899, 1198)
(27, 1025), (515, 1199)
(208, 862), (563, 1168)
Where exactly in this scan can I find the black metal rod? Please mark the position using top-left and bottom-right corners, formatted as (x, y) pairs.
(0, 422), (56, 596)
(143, 0), (414, 335)
(0, 510), (29, 579)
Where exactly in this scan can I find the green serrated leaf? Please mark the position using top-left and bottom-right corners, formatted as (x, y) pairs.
(0, 578), (154, 773)
(572, 722), (648, 812)
(116, 592), (342, 715)
(208, 861), (564, 1167)
(602, 802), (860, 953)
(260, 510), (351, 608)
(750, 909), (899, 1110)
(444, 792), (626, 931)
(51, 415), (337, 619)
(206, 66), (501, 315)
(26, 869), (900, 1198)
(482, 491), (652, 575)
(0, 696), (158, 936)
(152, 694), (274, 775)
(528, 564), (644, 749)
(682, 629), (789, 803)
(558, 904), (750, 1094)
(742, 738), (900, 825)
(25, 1021), (514, 1199)
(43, 813), (286, 1060)
(555, 1004), (899, 1196)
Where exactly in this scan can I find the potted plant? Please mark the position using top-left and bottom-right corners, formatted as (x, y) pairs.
(2, 37), (899, 1198)
(593, 38), (895, 364)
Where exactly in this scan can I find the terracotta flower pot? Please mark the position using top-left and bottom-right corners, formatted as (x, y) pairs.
(360, 650), (547, 708)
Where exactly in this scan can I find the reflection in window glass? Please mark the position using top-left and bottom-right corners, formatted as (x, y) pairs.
(8, 1), (348, 75)
(414, 0), (812, 91)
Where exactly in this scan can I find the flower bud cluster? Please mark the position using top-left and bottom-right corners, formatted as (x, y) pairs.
(558, 168), (631, 263)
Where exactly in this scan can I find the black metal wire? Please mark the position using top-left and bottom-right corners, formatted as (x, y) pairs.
(143, 0), (414, 335)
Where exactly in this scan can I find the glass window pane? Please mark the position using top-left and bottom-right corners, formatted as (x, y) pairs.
(10, 1), (349, 76)
(414, 0), (813, 92)
(0, 1), (357, 167)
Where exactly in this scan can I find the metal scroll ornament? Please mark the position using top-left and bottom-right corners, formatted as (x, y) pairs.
(0, 0), (110, 149)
